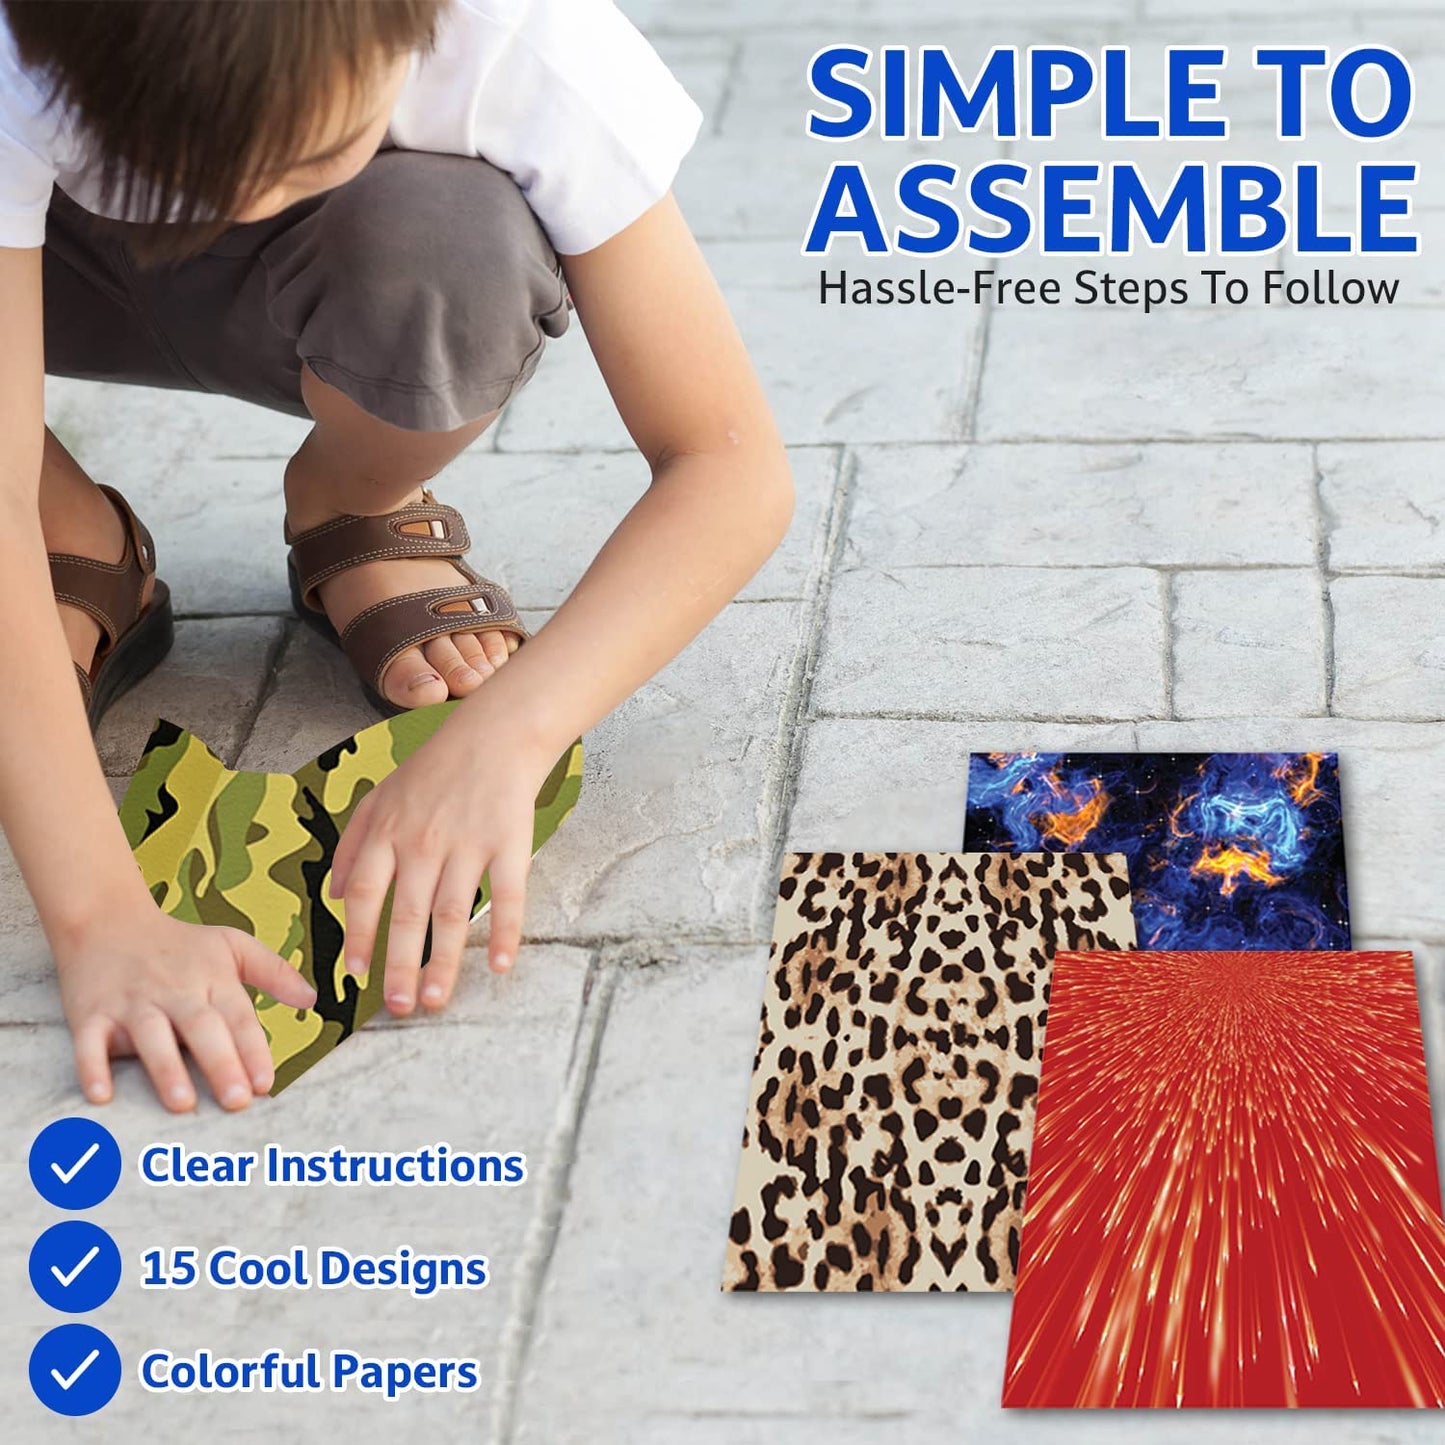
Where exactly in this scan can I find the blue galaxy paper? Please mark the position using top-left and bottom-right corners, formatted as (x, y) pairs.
(962, 753), (1350, 950)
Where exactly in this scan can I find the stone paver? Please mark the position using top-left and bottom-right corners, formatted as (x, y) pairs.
(3, 946), (592, 1443)
(46, 378), (313, 475)
(497, 247), (980, 451)
(846, 442), (1317, 569)
(235, 623), (380, 770)
(8, 3), (1445, 1443)
(815, 566), (1167, 720)
(440, 445), (841, 609)
(96, 617), (286, 776)
(978, 308), (1445, 442)
(1332, 576), (1445, 719)
(101, 457), (290, 618)
(524, 599), (806, 945)
(626, 0), (1138, 34)
(1171, 569), (1326, 717)
(1321, 442), (1445, 572)
(785, 715), (1136, 849)
(511, 947), (1445, 1445)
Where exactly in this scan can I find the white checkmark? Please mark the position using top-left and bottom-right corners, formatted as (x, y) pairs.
(50, 1246), (100, 1289)
(50, 1348), (99, 1392)
(49, 1142), (99, 1185)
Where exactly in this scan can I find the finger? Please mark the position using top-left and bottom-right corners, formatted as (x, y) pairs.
(423, 633), (489, 694)
(337, 836), (397, 979)
(329, 788), (375, 900)
(213, 987), (276, 1096)
(486, 842), (531, 974)
(478, 629), (511, 670)
(420, 855), (483, 1011)
(229, 931), (318, 1012)
(72, 1017), (116, 1106)
(382, 859), (443, 1016)
(131, 1010), (197, 1113)
(172, 1004), (253, 1111)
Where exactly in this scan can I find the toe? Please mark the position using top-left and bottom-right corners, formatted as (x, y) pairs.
(423, 635), (488, 697)
(454, 630), (492, 680)
(381, 646), (449, 709)
(479, 629), (512, 670)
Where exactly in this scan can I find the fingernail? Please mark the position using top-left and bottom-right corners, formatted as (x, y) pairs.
(252, 1073), (273, 1094)
(386, 992), (412, 1010)
(422, 983), (444, 1005)
(223, 1085), (250, 1109)
(303, 989), (318, 1008)
(169, 1085), (193, 1109)
(86, 1082), (109, 1103)
(493, 953), (512, 973)
(345, 956), (366, 977)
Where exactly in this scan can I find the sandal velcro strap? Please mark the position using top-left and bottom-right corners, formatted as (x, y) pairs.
(286, 495), (473, 608)
(48, 484), (154, 649)
(339, 582), (528, 694)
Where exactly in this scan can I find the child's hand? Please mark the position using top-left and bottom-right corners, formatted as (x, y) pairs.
(54, 905), (317, 1112)
(328, 717), (547, 1015)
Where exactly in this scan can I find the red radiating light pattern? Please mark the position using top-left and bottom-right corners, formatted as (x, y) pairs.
(1004, 950), (1445, 1408)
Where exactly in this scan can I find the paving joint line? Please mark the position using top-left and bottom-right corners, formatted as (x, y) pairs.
(757, 445), (856, 932)
(494, 435), (1445, 456)
(223, 617), (295, 769)
(1160, 572), (1176, 721)
(1309, 443), (1340, 716)
(958, 241), (998, 442)
(490, 948), (620, 1444)
(710, 38), (746, 136)
(834, 561), (1321, 575)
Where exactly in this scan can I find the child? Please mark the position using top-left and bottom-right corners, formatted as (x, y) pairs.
(0, 0), (793, 1113)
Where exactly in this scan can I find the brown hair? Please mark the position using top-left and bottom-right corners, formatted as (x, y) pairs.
(4, 0), (445, 259)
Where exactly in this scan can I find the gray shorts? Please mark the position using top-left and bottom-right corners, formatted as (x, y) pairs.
(42, 148), (572, 433)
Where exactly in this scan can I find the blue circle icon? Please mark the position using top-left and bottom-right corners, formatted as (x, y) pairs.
(27, 1118), (122, 1209)
(28, 1324), (121, 1416)
(29, 1221), (122, 1313)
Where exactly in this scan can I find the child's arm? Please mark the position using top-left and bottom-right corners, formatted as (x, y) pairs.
(0, 247), (316, 1111)
(329, 194), (793, 1007)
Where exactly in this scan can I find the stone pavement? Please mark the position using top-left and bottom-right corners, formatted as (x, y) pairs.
(5, 0), (1445, 1440)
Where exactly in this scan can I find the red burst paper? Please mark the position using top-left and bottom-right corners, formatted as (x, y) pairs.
(1004, 950), (1445, 1408)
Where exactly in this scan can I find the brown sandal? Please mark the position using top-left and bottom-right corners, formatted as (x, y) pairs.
(285, 489), (528, 716)
(49, 484), (174, 730)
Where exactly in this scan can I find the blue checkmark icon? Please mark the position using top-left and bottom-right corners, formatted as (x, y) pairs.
(28, 1324), (121, 1416)
(27, 1118), (121, 1209)
(29, 1220), (122, 1313)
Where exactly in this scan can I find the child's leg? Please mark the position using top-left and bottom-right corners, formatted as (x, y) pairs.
(44, 150), (571, 710)
(282, 370), (508, 708)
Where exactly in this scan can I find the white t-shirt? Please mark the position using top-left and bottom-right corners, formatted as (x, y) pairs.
(0, 0), (702, 255)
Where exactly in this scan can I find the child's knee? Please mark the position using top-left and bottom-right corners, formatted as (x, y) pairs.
(268, 152), (571, 432)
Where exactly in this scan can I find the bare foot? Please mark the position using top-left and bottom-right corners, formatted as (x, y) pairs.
(285, 487), (519, 709)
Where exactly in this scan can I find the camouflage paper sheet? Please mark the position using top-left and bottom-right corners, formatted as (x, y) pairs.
(118, 703), (583, 1092)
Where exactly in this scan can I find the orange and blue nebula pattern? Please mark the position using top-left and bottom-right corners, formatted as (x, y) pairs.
(963, 752), (1350, 950)
(1004, 950), (1445, 1408)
